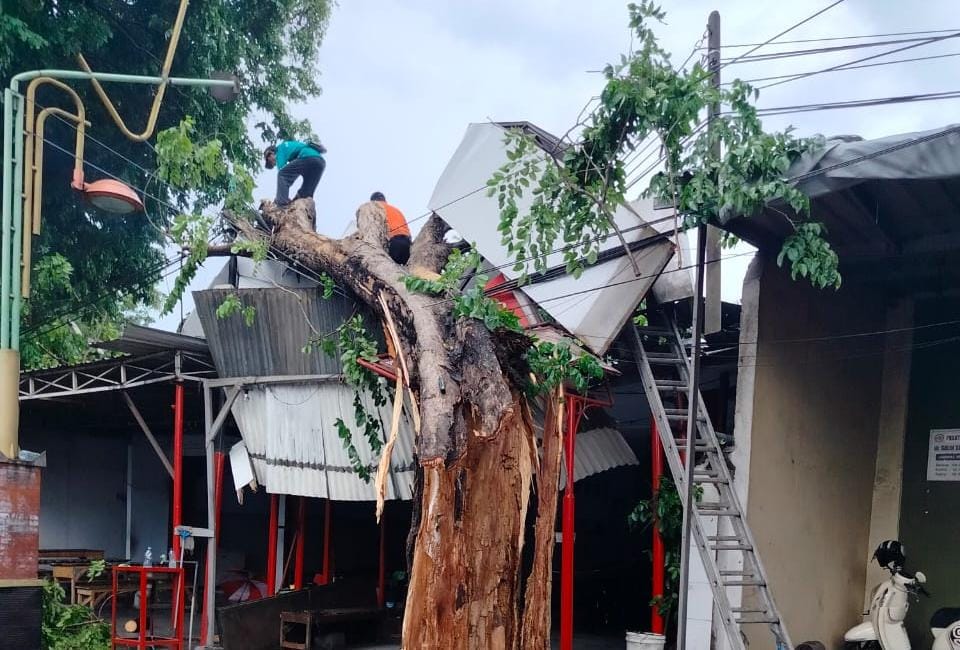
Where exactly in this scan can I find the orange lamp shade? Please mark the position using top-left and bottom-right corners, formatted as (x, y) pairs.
(82, 179), (144, 214)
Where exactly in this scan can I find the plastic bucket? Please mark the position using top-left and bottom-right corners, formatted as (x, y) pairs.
(626, 631), (666, 650)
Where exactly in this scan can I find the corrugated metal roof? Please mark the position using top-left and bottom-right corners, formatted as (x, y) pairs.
(96, 324), (209, 356)
(193, 287), (382, 378)
(561, 427), (639, 483)
(529, 399), (639, 482)
(230, 381), (416, 501)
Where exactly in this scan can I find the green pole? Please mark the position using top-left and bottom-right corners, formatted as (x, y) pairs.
(1, 89), (16, 349)
(10, 91), (25, 351)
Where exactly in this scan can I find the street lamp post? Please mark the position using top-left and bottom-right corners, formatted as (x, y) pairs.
(0, 68), (237, 459)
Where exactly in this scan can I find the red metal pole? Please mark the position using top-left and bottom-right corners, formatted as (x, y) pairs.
(266, 494), (279, 595)
(377, 510), (386, 608)
(172, 382), (185, 560)
(316, 499), (332, 585)
(651, 416), (666, 634)
(560, 396), (583, 650)
(200, 451), (226, 646)
(294, 497), (306, 590)
(138, 568), (148, 646)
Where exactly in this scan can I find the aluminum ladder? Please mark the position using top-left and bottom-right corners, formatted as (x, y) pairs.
(632, 314), (793, 650)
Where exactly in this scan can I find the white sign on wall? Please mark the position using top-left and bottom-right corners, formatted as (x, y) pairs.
(927, 429), (960, 481)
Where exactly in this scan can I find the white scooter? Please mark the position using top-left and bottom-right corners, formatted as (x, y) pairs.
(843, 540), (960, 650)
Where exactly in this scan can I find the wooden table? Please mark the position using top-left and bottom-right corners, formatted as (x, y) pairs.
(52, 564), (92, 604)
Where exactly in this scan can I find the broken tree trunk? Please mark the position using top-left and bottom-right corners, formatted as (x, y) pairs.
(231, 199), (565, 649)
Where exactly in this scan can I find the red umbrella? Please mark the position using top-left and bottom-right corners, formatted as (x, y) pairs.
(220, 571), (268, 602)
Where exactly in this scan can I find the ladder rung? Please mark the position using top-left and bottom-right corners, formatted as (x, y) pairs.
(697, 508), (740, 517)
(675, 445), (717, 455)
(710, 544), (753, 551)
(647, 358), (685, 366)
(708, 536), (743, 542)
(646, 351), (681, 360)
(720, 570), (758, 576)
(733, 607), (770, 614)
(666, 413), (707, 422)
(655, 379), (686, 388)
(698, 502), (731, 511)
(695, 477), (729, 484)
(724, 578), (765, 586)
(736, 616), (780, 624)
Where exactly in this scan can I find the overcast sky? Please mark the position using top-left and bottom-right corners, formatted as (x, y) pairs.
(154, 0), (959, 331)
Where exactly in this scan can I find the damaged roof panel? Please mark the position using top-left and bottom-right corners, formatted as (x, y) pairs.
(428, 122), (676, 355)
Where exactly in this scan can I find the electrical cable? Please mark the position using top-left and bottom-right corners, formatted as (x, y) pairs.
(757, 30), (960, 89)
(751, 90), (960, 116)
(721, 34), (958, 64)
(736, 51), (960, 85)
(712, 28), (960, 50)
(718, 0), (846, 68)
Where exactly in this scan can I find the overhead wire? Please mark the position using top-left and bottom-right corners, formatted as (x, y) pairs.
(721, 34), (958, 64)
(735, 51), (960, 85)
(711, 28), (960, 49)
(718, 0), (847, 68)
(757, 30), (960, 90)
(751, 90), (960, 116)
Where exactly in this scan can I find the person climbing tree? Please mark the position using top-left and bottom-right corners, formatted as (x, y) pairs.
(264, 139), (327, 207)
(370, 192), (411, 265)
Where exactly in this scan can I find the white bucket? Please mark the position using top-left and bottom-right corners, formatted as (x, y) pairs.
(626, 631), (666, 650)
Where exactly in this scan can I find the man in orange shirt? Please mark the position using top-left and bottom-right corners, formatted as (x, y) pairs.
(370, 192), (411, 265)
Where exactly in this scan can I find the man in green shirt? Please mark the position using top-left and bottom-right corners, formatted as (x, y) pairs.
(264, 139), (326, 207)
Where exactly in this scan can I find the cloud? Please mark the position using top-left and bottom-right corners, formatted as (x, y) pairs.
(152, 0), (960, 329)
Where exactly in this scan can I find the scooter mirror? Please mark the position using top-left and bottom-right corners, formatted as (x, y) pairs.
(916, 571), (927, 584)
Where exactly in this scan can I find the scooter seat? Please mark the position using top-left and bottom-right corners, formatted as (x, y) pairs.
(930, 608), (960, 629)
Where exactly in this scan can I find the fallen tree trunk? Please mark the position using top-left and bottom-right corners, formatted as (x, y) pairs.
(233, 199), (564, 649)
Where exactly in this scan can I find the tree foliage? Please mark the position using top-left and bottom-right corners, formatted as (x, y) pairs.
(492, 1), (840, 290)
(41, 562), (109, 649)
(2, 0), (332, 368)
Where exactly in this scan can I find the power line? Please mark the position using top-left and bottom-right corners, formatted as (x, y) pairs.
(758, 30), (960, 90)
(752, 90), (960, 117)
(719, 0), (847, 68)
(710, 28), (960, 50)
(736, 51), (960, 85)
(721, 33), (958, 65)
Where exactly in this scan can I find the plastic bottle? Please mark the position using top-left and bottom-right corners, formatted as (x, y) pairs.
(144, 547), (153, 567)
(168, 547), (176, 568)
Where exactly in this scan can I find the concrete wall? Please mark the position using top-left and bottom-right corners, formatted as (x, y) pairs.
(20, 428), (169, 560)
(900, 297), (960, 647)
(738, 255), (886, 647)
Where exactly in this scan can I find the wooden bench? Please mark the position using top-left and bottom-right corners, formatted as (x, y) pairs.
(281, 608), (383, 649)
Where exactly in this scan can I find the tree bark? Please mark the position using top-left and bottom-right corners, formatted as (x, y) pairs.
(233, 199), (560, 648)
(520, 390), (564, 649)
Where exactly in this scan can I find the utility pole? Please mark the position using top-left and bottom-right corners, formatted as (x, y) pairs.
(704, 14), (723, 336)
(676, 10), (720, 650)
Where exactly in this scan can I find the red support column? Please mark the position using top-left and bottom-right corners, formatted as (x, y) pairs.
(377, 510), (386, 608)
(294, 497), (306, 590)
(200, 451), (226, 646)
(560, 396), (584, 650)
(172, 382), (185, 561)
(651, 416), (666, 634)
(266, 494), (279, 595)
(315, 499), (332, 586)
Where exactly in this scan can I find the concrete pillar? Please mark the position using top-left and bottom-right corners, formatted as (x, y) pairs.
(863, 298), (913, 608)
(713, 254), (762, 650)
(0, 459), (42, 578)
